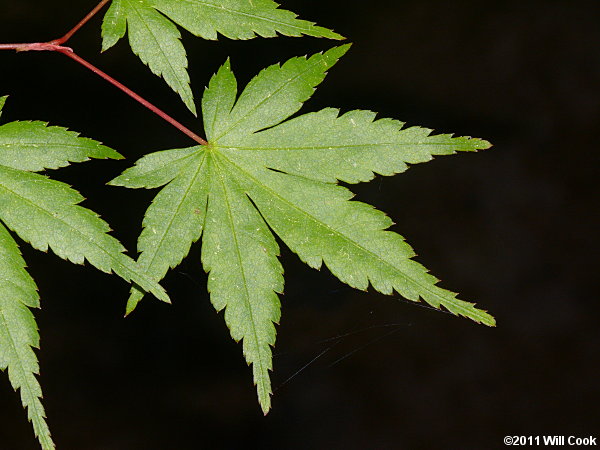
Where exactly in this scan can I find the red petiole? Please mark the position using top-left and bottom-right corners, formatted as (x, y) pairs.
(0, 0), (208, 146)
(50, 0), (112, 46)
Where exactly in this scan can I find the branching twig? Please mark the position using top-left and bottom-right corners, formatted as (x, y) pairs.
(0, 0), (208, 146)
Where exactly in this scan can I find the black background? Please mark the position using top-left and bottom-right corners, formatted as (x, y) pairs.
(1, 1), (598, 449)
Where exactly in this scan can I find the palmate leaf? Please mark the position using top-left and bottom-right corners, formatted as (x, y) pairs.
(0, 97), (170, 449)
(101, 0), (343, 115)
(110, 45), (494, 414)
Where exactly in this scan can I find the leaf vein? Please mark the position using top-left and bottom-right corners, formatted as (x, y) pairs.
(143, 154), (207, 271)
(177, 0), (314, 33)
(127, 1), (189, 101)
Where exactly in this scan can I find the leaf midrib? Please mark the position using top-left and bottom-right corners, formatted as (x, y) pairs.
(140, 154), (207, 273)
(0, 180), (128, 275)
(126, 0), (190, 104)
(175, 0), (317, 33)
(0, 142), (99, 150)
(219, 141), (470, 151)
(115, 150), (199, 187)
(212, 156), (269, 401)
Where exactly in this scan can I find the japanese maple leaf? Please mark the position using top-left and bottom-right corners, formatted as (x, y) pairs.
(110, 45), (494, 414)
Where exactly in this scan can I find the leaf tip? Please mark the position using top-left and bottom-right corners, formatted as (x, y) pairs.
(328, 43), (352, 59)
(125, 292), (142, 316)
(480, 311), (497, 327)
(187, 100), (198, 117)
(322, 29), (346, 41)
(0, 95), (7, 117)
(464, 137), (492, 152)
(259, 396), (272, 416)
(216, 58), (233, 76)
(112, 151), (126, 161)
(479, 139), (493, 150)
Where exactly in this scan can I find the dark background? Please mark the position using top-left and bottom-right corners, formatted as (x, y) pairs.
(1, 1), (598, 449)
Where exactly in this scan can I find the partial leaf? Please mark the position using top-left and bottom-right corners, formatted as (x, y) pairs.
(225, 157), (493, 324)
(205, 45), (350, 140)
(0, 99), (170, 302)
(0, 98), (175, 448)
(0, 223), (54, 450)
(111, 148), (209, 314)
(148, 0), (343, 41)
(225, 108), (490, 183)
(101, 0), (127, 51)
(101, 0), (343, 113)
(110, 146), (200, 189)
(0, 166), (168, 303)
(103, 0), (196, 115)
(0, 120), (122, 172)
(113, 46), (494, 414)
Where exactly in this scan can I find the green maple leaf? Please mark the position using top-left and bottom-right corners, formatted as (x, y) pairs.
(0, 97), (170, 449)
(110, 45), (495, 414)
(101, 0), (343, 115)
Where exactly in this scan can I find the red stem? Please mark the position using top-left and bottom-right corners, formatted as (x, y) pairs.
(0, 42), (72, 52)
(59, 48), (207, 145)
(0, 44), (31, 50)
(0, 0), (208, 146)
(50, 0), (112, 45)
